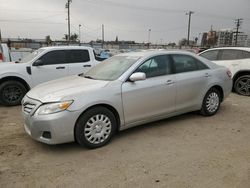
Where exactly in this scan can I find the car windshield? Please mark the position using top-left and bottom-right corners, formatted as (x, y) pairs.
(83, 55), (141, 81)
(20, 49), (45, 63)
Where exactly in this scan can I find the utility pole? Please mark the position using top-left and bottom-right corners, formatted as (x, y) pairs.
(79, 24), (81, 44)
(65, 0), (72, 45)
(102, 24), (104, 48)
(234, 18), (243, 46)
(148, 29), (151, 49)
(186, 11), (194, 46)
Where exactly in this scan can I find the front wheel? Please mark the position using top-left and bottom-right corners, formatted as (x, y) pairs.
(200, 88), (221, 116)
(0, 80), (27, 106)
(234, 75), (250, 96)
(75, 107), (117, 149)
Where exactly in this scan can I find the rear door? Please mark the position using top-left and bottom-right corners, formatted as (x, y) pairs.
(31, 50), (68, 86)
(67, 49), (94, 75)
(171, 54), (211, 111)
(217, 49), (250, 75)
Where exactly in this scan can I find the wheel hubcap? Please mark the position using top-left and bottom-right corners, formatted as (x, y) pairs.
(236, 78), (250, 96)
(84, 114), (112, 144)
(2, 86), (23, 103)
(206, 92), (219, 113)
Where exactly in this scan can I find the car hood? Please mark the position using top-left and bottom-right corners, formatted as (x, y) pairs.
(26, 75), (110, 103)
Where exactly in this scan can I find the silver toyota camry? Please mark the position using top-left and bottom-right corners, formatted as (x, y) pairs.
(22, 50), (232, 148)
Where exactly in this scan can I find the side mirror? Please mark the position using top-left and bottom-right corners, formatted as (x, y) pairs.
(129, 72), (146, 82)
(33, 59), (43, 66)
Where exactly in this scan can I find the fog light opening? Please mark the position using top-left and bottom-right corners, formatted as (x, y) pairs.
(42, 131), (51, 139)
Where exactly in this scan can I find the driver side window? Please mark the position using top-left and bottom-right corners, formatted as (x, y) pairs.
(136, 55), (172, 78)
(38, 50), (67, 65)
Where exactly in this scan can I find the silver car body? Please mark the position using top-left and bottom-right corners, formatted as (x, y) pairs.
(22, 50), (232, 144)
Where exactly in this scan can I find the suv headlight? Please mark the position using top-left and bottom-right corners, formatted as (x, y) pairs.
(36, 100), (73, 115)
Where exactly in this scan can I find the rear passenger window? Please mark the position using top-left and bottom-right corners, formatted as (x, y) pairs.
(69, 50), (90, 63)
(172, 54), (207, 73)
(242, 51), (250, 59)
(200, 50), (219, 61)
(218, 49), (240, 60)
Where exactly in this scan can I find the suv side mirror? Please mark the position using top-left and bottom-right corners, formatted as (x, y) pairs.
(129, 72), (146, 82)
(33, 59), (44, 66)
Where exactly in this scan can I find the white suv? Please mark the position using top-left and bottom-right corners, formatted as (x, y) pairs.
(199, 47), (250, 96)
(0, 46), (100, 106)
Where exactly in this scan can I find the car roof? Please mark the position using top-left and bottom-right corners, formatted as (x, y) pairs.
(116, 49), (196, 58)
(40, 46), (93, 51)
(201, 47), (250, 52)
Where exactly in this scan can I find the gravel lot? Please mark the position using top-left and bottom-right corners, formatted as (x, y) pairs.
(0, 93), (250, 188)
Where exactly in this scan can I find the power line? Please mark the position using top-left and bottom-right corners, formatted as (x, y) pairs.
(0, 8), (64, 13)
(0, 19), (65, 25)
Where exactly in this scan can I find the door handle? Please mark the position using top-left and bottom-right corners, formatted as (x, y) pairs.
(232, 63), (239, 66)
(83, 64), (91, 67)
(204, 73), (211, 78)
(56, 66), (65, 69)
(165, 80), (175, 85)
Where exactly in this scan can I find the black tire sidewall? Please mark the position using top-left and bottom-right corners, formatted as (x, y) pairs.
(0, 81), (27, 106)
(201, 88), (221, 116)
(75, 107), (117, 149)
(234, 75), (250, 96)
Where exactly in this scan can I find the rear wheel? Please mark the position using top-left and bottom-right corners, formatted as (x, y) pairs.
(0, 81), (27, 106)
(200, 88), (221, 116)
(75, 107), (117, 149)
(234, 75), (250, 96)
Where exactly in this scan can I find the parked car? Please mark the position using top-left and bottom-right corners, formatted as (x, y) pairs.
(0, 43), (11, 62)
(22, 50), (232, 149)
(199, 47), (250, 96)
(0, 46), (100, 106)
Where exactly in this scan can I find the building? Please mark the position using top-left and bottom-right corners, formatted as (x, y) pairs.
(232, 33), (248, 46)
(216, 29), (233, 47)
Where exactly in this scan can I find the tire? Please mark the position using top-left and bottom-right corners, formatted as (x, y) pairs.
(75, 106), (117, 149)
(0, 80), (27, 106)
(234, 75), (250, 96)
(200, 88), (221, 116)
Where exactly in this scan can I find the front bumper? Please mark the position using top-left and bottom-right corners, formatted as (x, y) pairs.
(22, 97), (81, 145)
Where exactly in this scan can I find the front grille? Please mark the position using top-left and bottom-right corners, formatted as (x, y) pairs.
(23, 103), (36, 114)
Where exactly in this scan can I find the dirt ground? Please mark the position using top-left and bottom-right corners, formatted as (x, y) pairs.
(0, 93), (250, 188)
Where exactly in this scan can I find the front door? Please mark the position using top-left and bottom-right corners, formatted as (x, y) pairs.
(31, 50), (68, 87)
(122, 55), (176, 125)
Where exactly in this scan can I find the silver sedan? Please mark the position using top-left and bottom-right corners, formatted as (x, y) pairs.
(22, 50), (232, 148)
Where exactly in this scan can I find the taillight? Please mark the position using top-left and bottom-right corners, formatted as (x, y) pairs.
(0, 53), (3, 62)
(226, 69), (232, 78)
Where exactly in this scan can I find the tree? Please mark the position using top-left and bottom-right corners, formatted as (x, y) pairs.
(45, 35), (52, 46)
(63, 33), (79, 42)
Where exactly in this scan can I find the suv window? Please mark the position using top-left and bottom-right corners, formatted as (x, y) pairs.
(172, 54), (208, 73)
(242, 51), (250, 59)
(218, 49), (250, 60)
(200, 50), (219, 61)
(218, 49), (242, 60)
(39, 50), (67, 65)
(136, 55), (172, 78)
(69, 50), (90, 63)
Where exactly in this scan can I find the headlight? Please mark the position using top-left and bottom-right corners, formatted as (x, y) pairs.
(36, 100), (73, 115)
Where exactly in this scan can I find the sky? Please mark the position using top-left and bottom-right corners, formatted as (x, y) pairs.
(0, 0), (249, 44)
